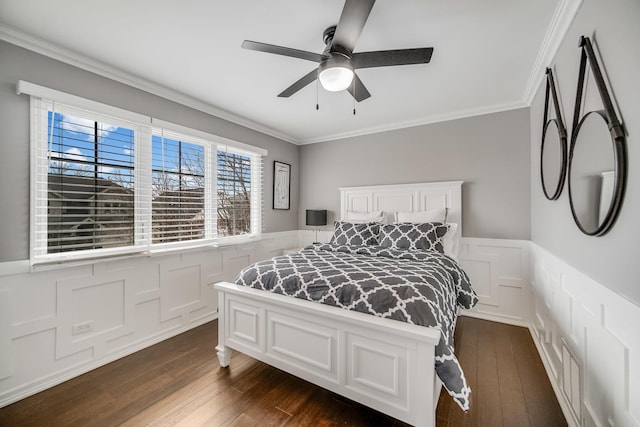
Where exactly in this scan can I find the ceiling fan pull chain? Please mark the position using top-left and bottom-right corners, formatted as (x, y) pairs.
(353, 80), (356, 115)
(316, 74), (320, 110)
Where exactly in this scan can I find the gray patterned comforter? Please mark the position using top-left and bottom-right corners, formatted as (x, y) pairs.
(234, 243), (478, 410)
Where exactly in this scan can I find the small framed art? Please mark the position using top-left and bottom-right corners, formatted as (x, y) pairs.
(273, 161), (291, 210)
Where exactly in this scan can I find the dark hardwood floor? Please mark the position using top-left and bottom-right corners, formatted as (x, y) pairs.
(0, 316), (566, 427)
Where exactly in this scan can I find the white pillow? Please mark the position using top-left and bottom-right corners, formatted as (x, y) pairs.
(394, 208), (447, 224)
(442, 223), (459, 260)
(345, 210), (387, 224)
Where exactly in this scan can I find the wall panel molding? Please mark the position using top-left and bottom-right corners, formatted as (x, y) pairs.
(458, 238), (531, 326)
(530, 243), (640, 427)
(55, 270), (140, 360)
(0, 290), (12, 380)
(0, 231), (298, 407)
(2, 233), (637, 427)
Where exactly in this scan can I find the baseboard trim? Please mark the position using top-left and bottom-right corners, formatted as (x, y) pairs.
(460, 309), (530, 328)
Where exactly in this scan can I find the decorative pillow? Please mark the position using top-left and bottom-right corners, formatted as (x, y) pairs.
(345, 210), (387, 224)
(379, 222), (449, 253)
(394, 208), (447, 224)
(330, 221), (380, 246)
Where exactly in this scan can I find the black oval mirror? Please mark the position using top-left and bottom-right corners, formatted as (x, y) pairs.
(540, 68), (567, 201)
(568, 112), (617, 234)
(568, 36), (627, 236)
(541, 119), (567, 200)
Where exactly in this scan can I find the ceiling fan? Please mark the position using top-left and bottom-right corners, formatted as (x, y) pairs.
(241, 0), (434, 102)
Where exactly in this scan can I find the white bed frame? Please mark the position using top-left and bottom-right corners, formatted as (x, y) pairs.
(214, 181), (463, 427)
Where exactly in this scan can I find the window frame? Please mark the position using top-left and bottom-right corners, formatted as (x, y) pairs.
(45, 112), (138, 253)
(22, 81), (266, 266)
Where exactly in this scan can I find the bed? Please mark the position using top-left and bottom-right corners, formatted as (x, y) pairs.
(214, 181), (476, 427)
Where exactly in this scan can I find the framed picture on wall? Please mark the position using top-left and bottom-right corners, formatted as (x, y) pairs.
(273, 161), (291, 210)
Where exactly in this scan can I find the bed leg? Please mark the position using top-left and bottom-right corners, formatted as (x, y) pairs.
(215, 345), (231, 367)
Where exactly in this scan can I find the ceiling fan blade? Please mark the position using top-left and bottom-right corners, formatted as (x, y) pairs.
(332, 0), (375, 52)
(352, 48), (434, 69)
(242, 40), (325, 63)
(346, 73), (371, 102)
(277, 69), (318, 97)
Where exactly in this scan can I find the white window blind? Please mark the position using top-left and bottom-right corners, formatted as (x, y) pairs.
(150, 118), (265, 243)
(217, 148), (262, 238)
(48, 111), (136, 251)
(22, 81), (266, 264)
(31, 98), (149, 262)
(151, 130), (211, 244)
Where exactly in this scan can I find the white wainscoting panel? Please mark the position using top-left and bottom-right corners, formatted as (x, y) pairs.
(0, 231), (298, 407)
(3, 229), (636, 427)
(160, 261), (206, 323)
(0, 290), (12, 380)
(458, 238), (531, 326)
(56, 272), (135, 359)
(531, 243), (640, 427)
(298, 229), (333, 247)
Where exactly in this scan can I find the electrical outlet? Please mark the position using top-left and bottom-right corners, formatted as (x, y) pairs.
(72, 321), (93, 335)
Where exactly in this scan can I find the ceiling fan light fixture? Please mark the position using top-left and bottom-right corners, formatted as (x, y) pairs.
(319, 67), (354, 91)
(318, 56), (354, 92)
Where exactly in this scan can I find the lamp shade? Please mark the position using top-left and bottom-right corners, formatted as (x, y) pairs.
(306, 209), (327, 226)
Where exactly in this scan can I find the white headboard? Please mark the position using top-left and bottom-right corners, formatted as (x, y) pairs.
(339, 181), (463, 235)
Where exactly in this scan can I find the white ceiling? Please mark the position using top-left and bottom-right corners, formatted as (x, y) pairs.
(0, 0), (568, 144)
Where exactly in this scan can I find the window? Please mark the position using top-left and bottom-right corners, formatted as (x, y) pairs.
(24, 81), (266, 264)
(152, 135), (206, 244)
(217, 150), (252, 237)
(47, 112), (136, 253)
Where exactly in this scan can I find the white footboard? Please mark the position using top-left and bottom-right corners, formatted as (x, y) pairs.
(214, 281), (442, 427)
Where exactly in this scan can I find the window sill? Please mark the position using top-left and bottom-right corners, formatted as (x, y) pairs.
(27, 235), (261, 273)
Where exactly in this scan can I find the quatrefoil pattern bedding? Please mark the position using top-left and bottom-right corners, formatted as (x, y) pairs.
(234, 243), (479, 410)
(379, 222), (450, 253)
(329, 221), (380, 246)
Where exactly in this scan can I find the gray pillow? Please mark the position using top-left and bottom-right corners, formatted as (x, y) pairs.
(330, 221), (380, 246)
(379, 222), (450, 253)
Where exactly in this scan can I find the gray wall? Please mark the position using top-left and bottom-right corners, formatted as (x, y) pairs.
(0, 40), (299, 262)
(299, 108), (531, 239)
(530, 0), (640, 305)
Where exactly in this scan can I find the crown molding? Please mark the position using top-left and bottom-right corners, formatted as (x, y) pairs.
(1, 0), (582, 148)
(0, 24), (297, 145)
(297, 100), (528, 145)
(522, 0), (584, 105)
